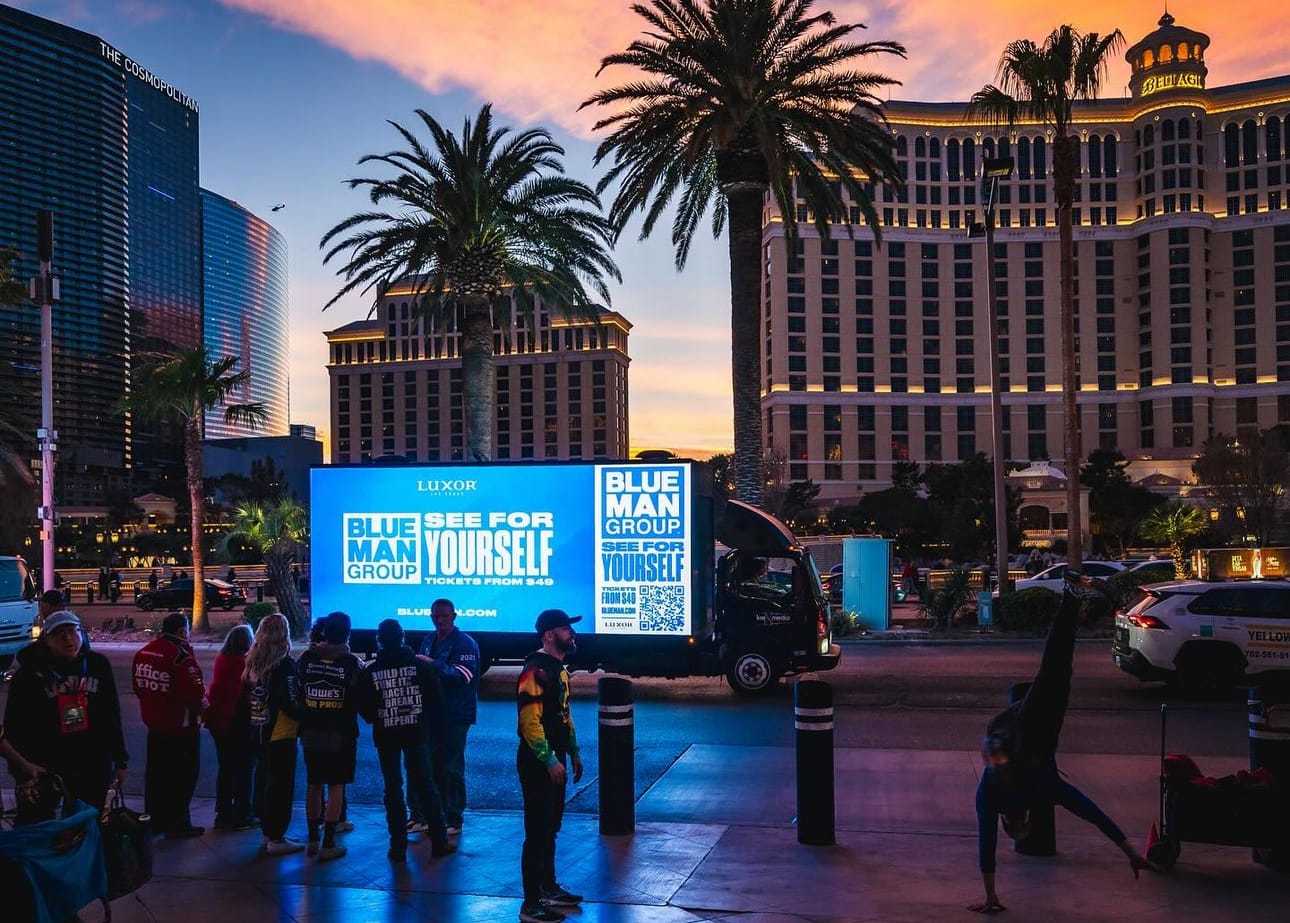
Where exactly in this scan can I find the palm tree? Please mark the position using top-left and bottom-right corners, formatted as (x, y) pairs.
(1139, 502), (1209, 579)
(219, 499), (309, 635)
(967, 25), (1124, 567)
(320, 104), (620, 461)
(120, 347), (266, 630)
(583, 0), (905, 506)
(0, 248), (26, 304)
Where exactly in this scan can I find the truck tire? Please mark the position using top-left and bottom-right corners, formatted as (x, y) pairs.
(726, 648), (779, 696)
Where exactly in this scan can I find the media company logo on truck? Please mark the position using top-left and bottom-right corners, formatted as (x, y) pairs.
(594, 465), (691, 635)
(344, 511), (555, 587)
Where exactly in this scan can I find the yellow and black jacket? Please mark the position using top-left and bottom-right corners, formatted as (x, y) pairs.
(516, 651), (578, 766)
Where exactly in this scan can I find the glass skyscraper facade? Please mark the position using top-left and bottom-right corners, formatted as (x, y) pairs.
(0, 4), (200, 504)
(202, 189), (290, 438)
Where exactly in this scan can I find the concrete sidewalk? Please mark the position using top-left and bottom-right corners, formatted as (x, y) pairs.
(58, 744), (1285, 923)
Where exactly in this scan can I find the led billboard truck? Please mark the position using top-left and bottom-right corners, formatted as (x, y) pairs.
(311, 461), (840, 694)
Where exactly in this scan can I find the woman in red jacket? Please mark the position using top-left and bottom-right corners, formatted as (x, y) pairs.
(206, 624), (255, 830)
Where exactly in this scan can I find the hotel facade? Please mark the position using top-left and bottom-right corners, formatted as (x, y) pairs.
(764, 14), (1290, 513)
(325, 280), (631, 464)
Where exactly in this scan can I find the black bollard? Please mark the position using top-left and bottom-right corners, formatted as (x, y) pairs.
(256, 584), (264, 603)
(598, 677), (634, 835)
(1008, 681), (1056, 856)
(795, 680), (835, 846)
(87, 585), (94, 605)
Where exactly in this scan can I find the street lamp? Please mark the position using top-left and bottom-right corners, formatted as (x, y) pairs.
(969, 155), (1015, 594)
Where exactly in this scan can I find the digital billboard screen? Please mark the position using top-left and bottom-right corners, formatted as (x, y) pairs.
(310, 462), (694, 636)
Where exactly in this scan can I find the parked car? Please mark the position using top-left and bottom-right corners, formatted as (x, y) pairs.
(1113, 579), (1290, 686)
(1127, 559), (1179, 583)
(1015, 560), (1127, 593)
(135, 577), (246, 611)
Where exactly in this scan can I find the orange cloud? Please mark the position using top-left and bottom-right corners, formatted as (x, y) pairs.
(220, 1), (1287, 137)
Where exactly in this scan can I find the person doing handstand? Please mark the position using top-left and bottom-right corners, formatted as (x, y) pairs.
(971, 570), (1155, 913)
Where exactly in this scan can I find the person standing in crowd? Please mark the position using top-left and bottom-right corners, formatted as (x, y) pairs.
(413, 598), (480, 837)
(516, 609), (585, 923)
(206, 624), (256, 830)
(310, 617), (353, 833)
(3, 611), (127, 813)
(298, 611), (361, 861)
(358, 618), (455, 862)
(971, 573), (1155, 913)
(133, 611), (205, 838)
(244, 612), (306, 855)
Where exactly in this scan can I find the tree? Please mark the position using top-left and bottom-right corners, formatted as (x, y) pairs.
(1139, 503), (1209, 579)
(1082, 449), (1163, 556)
(770, 479), (821, 530)
(219, 499), (309, 635)
(967, 24), (1125, 568)
(0, 248), (26, 305)
(1193, 427), (1290, 545)
(857, 462), (932, 559)
(585, 0), (905, 506)
(119, 348), (266, 631)
(924, 454), (1021, 563)
(321, 105), (620, 461)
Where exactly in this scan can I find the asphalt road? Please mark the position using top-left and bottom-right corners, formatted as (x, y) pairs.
(0, 640), (1255, 815)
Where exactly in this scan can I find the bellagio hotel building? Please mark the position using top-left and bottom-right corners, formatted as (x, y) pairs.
(325, 278), (631, 464)
(764, 13), (1290, 502)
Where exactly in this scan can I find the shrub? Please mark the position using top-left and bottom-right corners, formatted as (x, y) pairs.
(995, 587), (1061, 631)
(920, 568), (973, 630)
(243, 601), (276, 630)
(831, 609), (859, 637)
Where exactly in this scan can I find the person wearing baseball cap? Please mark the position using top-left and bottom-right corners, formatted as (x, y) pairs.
(515, 609), (584, 922)
(3, 610), (128, 817)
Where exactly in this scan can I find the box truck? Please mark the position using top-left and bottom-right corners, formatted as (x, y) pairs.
(310, 460), (839, 694)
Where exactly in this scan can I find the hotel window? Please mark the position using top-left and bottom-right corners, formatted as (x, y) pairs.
(1172, 397), (1194, 448)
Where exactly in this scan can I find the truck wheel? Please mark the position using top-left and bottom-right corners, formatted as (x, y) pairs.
(726, 648), (779, 695)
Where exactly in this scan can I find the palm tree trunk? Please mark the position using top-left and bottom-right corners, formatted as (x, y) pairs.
(726, 184), (767, 507)
(460, 296), (495, 462)
(185, 419), (207, 632)
(1054, 133), (1082, 566)
(266, 542), (305, 636)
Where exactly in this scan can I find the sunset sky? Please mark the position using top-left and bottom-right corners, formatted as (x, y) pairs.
(14, 0), (1289, 455)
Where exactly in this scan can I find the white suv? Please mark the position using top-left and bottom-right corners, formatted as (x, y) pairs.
(1112, 580), (1290, 686)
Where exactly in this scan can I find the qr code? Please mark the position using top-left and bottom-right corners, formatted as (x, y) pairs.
(639, 584), (686, 632)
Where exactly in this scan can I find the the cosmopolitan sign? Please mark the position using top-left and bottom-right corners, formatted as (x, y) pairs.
(311, 463), (694, 636)
(98, 41), (199, 112)
(1141, 72), (1204, 97)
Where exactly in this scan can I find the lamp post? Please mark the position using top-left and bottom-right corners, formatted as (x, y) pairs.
(970, 156), (1015, 594)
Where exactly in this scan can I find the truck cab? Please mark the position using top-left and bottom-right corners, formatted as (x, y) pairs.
(714, 500), (840, 694)
(0, 555), (39, 668)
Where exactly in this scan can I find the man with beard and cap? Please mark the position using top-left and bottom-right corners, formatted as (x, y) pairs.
(515, 609), (585, 923)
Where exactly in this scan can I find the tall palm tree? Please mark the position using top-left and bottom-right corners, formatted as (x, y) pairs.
(120, 348), (266, 630)
(583, 0), (905, 507)
(320, 104), (620, 461)
(219, 499), (308, 635)
(967, 24), (1124, 566)
(1139, 502), (1209, 579)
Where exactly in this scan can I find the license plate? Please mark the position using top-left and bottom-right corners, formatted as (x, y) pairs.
(1115, 628), (1128, 645)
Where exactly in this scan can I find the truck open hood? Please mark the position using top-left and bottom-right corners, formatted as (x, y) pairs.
(717, 500), (797, 554)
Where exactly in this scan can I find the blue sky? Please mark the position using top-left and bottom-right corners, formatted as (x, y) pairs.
(12, 0), (1282, 455)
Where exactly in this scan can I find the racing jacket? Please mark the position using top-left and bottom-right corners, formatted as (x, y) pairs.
(132, 633), (204, 735)
(419, 627), (480, 725)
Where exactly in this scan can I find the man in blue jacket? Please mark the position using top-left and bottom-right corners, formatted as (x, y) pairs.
(412, 598), (480, 836)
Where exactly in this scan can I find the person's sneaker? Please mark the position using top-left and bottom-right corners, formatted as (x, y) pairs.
(430, 838), (458, 858)
(317, 844), (347, 861)
(445, 824), (462, 836)
(232, 819), (258, 832)
(519, 903), (565, 923)
(406, 819), (429, 834)
(306, 839), (320, 857)
(264, 838), (305, 856)
(388, 842), (407, 862)
(539, 884), (583, 907)
(337, 821), (356, 833)
(164, 825), (205, 839)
